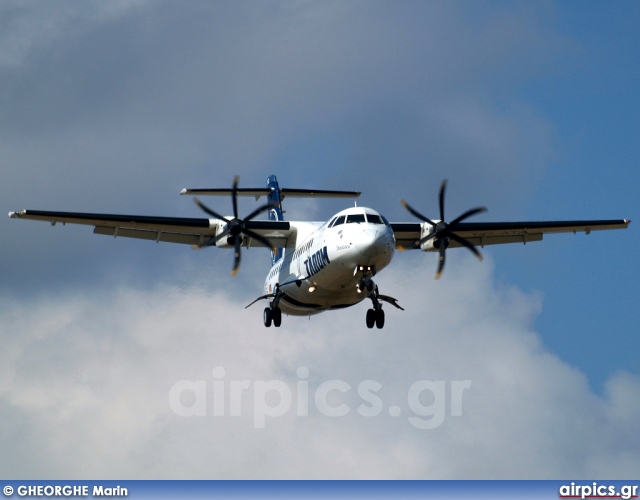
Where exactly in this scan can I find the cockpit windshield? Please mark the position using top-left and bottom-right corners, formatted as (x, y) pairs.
(365, 213), (384, 224)
(346, 214), (366, 224)
(330, 212), (390, 227)
(331, 215), (346, 227)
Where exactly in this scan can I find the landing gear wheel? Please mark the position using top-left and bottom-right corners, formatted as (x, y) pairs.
(375, 308), (385, 329)
(366, 309), (376, 329)
(366, 279), (374, 292)
(263, 307), (272, 327)
(273, 307), (282, 327)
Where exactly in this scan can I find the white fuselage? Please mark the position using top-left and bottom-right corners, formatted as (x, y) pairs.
(264, 207), (396, 315)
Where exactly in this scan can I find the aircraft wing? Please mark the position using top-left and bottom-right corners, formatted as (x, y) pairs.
(8, 209), (295, 248)
(391, 219), (631, 250)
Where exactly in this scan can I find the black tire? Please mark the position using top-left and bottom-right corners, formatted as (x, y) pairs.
(375, 308), (385, 329)
(366, 279), (374, 292)
(273, 308), (282, 327)
(263, 307), (272, 327)
(366, 309), (375, 329)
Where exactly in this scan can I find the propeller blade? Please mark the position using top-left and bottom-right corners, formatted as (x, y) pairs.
(243, 202), (278, 223)
(450, 232), (483, 261)
(402, 179), (488, 279)
(193, 197), (229, 222)
(435, 241), (447, 279)
(243, 228), (276, 251)
(438, 179), (447, 222)
(401, 200), (437, 226)
(231, 236), (241, 276)
(450, 206), (487, 226)
(193, 177), (277, 276)
(231, 175), (240, 219)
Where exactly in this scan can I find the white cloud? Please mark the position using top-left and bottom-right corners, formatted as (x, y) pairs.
(1, 255), (637, 478)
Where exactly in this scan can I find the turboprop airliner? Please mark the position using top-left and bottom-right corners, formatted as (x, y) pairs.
(9, 175), (630, 329)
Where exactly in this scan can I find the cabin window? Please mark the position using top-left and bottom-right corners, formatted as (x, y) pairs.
(365, 213), (384, 224)
(333, 215), (346, 227)
(346, 214), (366, 224)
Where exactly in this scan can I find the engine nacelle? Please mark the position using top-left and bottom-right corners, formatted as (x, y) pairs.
(419, 221), (437, 251)
(214, 219), (233, 248)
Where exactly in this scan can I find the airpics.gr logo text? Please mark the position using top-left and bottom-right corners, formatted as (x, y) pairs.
(169, 367), (471, 429)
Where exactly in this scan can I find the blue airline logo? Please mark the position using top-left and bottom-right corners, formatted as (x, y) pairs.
(304, 246), (330, 277)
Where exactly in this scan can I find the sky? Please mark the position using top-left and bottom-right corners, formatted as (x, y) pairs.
(1, 1), (638, 479)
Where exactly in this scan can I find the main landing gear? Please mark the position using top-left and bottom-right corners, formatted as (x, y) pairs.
(263, 284), (283, 328)
(245, 284), (284, 328)
(263, 306), (282, 328)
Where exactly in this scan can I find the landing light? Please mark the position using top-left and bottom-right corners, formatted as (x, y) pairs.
(308, 286), (316, 293)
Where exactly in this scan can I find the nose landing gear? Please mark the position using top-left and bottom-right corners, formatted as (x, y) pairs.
(366, 305), (385, 329)
(355, 265), (376, 294)
(356, 268), (404, 329)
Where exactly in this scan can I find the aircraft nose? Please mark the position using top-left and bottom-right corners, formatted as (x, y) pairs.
(356, 226), (394, 259)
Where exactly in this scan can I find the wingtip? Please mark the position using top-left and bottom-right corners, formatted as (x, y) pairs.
(180, 188), (188, 195)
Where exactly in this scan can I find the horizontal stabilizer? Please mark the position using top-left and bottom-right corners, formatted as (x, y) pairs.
(180, 187), (360, 199)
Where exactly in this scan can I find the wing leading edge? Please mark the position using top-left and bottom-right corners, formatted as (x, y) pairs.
(392, 219), (631, 250)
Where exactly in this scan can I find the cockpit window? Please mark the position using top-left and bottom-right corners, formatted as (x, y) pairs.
(328, 217), (338, 228)
(365, 213), (384, 224)
(346, 214), (366, 224)
(333, 215), (346, 227)
(380, 215), (390, 227)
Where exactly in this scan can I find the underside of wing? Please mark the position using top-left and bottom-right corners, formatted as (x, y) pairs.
(9, 209), (294, 248)
(392, 219), (631, 250)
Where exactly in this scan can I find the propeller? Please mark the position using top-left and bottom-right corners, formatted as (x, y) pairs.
(193, 176), (277, 276)
(401, 180), (487, 279)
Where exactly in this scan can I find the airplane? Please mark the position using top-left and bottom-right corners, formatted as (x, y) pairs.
(9, 175), (630, 329)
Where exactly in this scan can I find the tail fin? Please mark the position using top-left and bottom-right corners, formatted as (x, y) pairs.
(266, 175), (284, 265)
